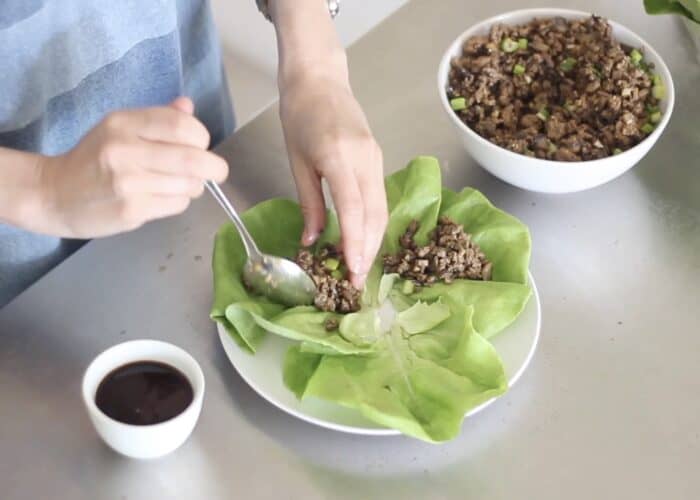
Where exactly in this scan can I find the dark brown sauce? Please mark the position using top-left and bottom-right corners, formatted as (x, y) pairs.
(95, 361), (193, 425)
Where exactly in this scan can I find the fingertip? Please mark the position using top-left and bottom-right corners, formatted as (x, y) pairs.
(301, 228), (319, 246)
(170, 96), (194, 115)
(350, 272), (367, 290)
(349, 254), (364, 275)
(300, 212), (325, 246)
(339, 236), (366, 278)
(299, 205), (326, 248)
(214, 156), (230, 183)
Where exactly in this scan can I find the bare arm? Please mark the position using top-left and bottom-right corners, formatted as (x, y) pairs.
(271, 0), (347, 85)
(269, 0), (388, 288)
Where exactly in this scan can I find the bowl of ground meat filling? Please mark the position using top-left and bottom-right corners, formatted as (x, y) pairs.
(438, 9), (675, 193)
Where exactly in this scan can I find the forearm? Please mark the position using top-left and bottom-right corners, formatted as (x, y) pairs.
(0, 147), (46, 230)
(269, 0), (348, 89)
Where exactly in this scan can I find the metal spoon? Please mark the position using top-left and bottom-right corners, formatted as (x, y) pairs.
(205, 180), (317, 307)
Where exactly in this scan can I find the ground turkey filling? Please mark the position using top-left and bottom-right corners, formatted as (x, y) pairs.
(447, 15), (665, 161)
(383, 217), (492, 286)
(295, 245), (361, 314)
(297, 218), (491, 325)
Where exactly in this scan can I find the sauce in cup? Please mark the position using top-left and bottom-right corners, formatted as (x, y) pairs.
(95, 361), (193, 426)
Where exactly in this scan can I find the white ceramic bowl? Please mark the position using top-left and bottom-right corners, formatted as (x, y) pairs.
(82, 340), (205, 459)
(437, 8), (675, 193)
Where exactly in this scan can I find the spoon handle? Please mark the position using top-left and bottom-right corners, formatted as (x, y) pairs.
(205, 180), (261, 258)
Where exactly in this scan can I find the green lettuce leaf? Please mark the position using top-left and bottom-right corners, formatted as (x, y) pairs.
(289, 302), (507, 442)
(376, 156), (532, 339)
(377, 273), (400, 304)
(396, 301), (451, 334)
(298, 342), (346, 355)
(440, 187), (530, 285)
(385, 280), (531, 340)
(383, 156), (443, 252)
(283, 346), (323, 398)
(225, 304), (375, 355)
(218, 300), (286, 352)
(684, 0), (700, 19)
(644, 0), (700, 22)
(339, 309), (381, 346)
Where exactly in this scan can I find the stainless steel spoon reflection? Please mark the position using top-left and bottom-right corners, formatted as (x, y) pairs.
(205, 181), (317, 307)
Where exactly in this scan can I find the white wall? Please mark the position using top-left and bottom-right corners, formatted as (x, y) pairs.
(209, 0), (409, 124)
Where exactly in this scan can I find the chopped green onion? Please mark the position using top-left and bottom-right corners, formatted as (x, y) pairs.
(536, 108), (550, 121)
(649, 111), (662, 124)
(593, 67), (603, 79)
(518, 38), (528, 50)
(560, 57), (577, 72)
(331, 269), (343, 280)
(513, 64), (526, 75)
(548, 142), (558, 154)
(450, 97), (467, 111)
(613, 148), (623, 155)
(652, 84), (666, 100)
(323, 257), (340, 271)
(646, 104), (660, 114)
(401, 280), (415, 295)
(641, 123), (655, 134)
(564, 101), (576, 112)
(630, 49), (643, 65)
(652, 73), (663, 86)
(501, 37), (519, 53)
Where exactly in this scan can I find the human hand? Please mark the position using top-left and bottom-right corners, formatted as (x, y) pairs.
(37, 97), (228, 238)
(279, 72), (388, 288)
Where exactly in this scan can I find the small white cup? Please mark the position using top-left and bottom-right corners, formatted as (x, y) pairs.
(82, 340), (205, 459)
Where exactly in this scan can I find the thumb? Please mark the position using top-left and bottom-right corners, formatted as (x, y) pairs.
(169, 96), (195, 115)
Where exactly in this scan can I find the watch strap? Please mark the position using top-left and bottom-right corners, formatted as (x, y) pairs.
(256, 0), (340, 22)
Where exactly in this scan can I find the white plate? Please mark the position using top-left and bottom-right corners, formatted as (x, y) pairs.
(218, 273), (541, 436)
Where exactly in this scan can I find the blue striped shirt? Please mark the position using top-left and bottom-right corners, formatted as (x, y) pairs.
(0, 0), (236, 307)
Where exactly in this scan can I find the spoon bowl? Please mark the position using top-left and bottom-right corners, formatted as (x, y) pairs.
(243, 255), (317, 307)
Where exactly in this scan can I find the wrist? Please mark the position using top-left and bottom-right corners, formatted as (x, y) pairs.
(271, 0), (348, 91)
(0, 148), (49, 230)
(262, 0), (339, 22)
(278, 48), (349, 95)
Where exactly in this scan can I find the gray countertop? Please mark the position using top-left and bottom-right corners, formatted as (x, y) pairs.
(1, 1), (699, 499)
